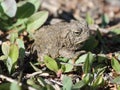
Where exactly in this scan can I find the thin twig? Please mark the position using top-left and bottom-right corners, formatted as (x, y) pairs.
(89, 25), (109, 33)
(0, 74), (37, 90)
(26, 71), (42, 78)
(50, 79), (63, 86)
(89, 23), (120, 34)
(0, 74), (22, 85)
(26, 71), (49, 78)
(60, 62), (83, 66)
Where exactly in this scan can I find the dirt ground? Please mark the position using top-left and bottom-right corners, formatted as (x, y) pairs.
(41, 0), (120, 25)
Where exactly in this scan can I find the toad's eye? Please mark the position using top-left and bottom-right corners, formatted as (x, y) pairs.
(74, 32), (80, 36)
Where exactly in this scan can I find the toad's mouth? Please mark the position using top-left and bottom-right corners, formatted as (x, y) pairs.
(75, 36), (88, 45)
(74, 36), (89, 50)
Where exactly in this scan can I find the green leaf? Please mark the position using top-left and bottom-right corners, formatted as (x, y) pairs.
(83, 52), (94, 74)
(44, 55), (58, 73)
(30, 62), (42, 72)
(27, 78), (42, 89)
(118, 86), (120, 90)
(37, 77), (55, 90)
(64, 60), (73, 72)
(0, 83), (10, 90)
(2, 42), (10, 56)
(110, 29), (120, 35)
(16, 0), (41, 18)
(96, 30), (104, 44)
(12, 18), (28, 27)
(0, 55), (8, 60)
(111, 57), (120, 73)
(16, 2), (35, 18)
(45, 85), (55, 90)
(1, 0), (17, 17)
(9, 19), (27, 32)
(0, 0), (4, 3)
(94, 65), (106, 76)
(0, 5), (8, 20)
(101, 14), (109, 27)
(0, 20), (12, 30)
(27, 78), (35, 85)
(16, 39), (25, 49)
(27, 0), (41, 12)
(10, 82), (21, 90)
(83, 74), (93, 84)
(97, 54), (107, 63)
(92, 75), (104, 89)
(64, 64), (73, 72)
(26, 11), (48, 32)
(9, 32), (18, 43)
(72, 80), (86, 89)
(57, 57), (69, 62)
(112, 76), (120, 84)
(37, 77), (46, 87)
(16, 39), (25, 60)
(61, 65), (66, 72)
(86, 13), (94, 25)
(6, 57), (13, 73)
(9, 44), (19, 64)
(75, 53), (88, 64)
(62, 76), (73, 90)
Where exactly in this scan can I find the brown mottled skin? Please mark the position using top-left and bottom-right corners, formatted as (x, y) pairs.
(32, 19), (90, 61)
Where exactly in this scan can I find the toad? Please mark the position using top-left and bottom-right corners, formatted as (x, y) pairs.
(32, 19), (90, 61)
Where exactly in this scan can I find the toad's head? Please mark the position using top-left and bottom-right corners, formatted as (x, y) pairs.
(68, 20), (90, 50)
